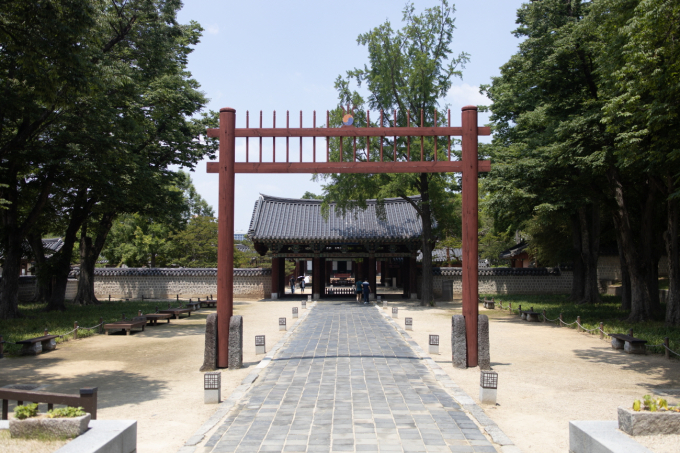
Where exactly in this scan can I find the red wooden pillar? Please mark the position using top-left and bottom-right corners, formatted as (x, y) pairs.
(271, 257), (280, 298)
(462, 105), (479, 367)
(402, 259), (409, 297)
(217, 107), (236, 368)
(313, 257), (322, 299)
(278, 258), (286, 297)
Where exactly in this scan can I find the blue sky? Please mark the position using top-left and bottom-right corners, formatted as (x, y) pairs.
(176, 1), (526, 231)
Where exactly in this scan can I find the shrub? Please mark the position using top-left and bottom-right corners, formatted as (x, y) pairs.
(46, 406), (86, 418)
(14, 403), (39, 419)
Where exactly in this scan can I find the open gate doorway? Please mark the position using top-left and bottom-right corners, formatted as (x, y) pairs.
(206, 106), (491, 368)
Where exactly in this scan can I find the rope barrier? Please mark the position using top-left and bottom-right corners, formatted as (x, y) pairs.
(663, 344), (680, 357)
(541, 314), (559, 322)
(78, 322), (104, 331)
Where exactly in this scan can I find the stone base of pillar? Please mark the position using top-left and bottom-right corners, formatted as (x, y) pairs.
(410, 293), (418, 300)
(228, 315), (243, 369)
(271, 293), (278, 300)
(200, 313), (218, 372)
(479, 387), (497, 405)
(205, 388), (221, 404)
(452, 314), (467, 369)
(313, 293), (320, 301)
(478, 315), (491, 370)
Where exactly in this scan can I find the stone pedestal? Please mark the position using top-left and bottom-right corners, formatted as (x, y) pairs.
(270, 293), (278, 300)
(410, 293), (418, 300)
(479, 387), (497, 405)
(405, 318), (413, 331)
(624, 342), (646, 354)
(204, 371), (221, 404)
(228, 315), (243, 369)
(382, 300), (387, 308)
(292, 308), (298, 319)
(478, 315), (490, 370)
(42, 338), (57, 352)
(452, 315), (467, 369)
(391, 307), (398, 318)
(199, 313), (218, 371)
(429, 344), (439, 354)
(279, 318), (286, 331)
(256, 344), (265, 354)
(313, 293), (319, 301)
(611, 338), (625, 349)
(21, 342), (42, 355)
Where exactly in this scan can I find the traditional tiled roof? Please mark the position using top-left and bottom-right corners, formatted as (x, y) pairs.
(90, 268), (271, 277)
(499, 242), (529, 259)
(433, 267), (561, 276)
(248, 194), (422, 242)
(42, 238), (65, 254)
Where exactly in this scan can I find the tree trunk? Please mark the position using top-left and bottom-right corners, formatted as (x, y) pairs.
(0, 235), (23, 319)
(46, 189), (92, 311)
(640, 178), (662, 314)
(615, 225), (631, 311)
(73, 212), (115, 305)
(570, 213), (585, 301)
(579, 204), (601, 304)
(608, 167), (653, 322)
(418, 173), (434, 306)
(27, 232), (52, 303)
(664, 175), (680, 326)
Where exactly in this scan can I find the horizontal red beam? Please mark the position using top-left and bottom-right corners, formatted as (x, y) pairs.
(207, 161), (491, 174)
(206, 126), (491, 138)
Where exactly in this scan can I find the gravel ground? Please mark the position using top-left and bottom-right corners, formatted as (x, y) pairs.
(383, 298), (680, 453)
(0, 298), (305, 453)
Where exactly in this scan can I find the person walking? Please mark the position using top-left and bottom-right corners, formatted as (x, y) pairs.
(362, 278), (371, 304)
(356, 279), (363, 303)
(289, 277), (295, 294)
(300, 277), (305, 292)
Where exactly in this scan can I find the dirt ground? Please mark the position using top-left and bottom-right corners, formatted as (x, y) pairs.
(0, 298), (305, 453)
(385, 298), (680, 453)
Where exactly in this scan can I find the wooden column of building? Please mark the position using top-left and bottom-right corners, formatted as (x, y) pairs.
(271, 258), (279, 299)
(312, 257), (322, 299)
(217, 107), (236, 368)
(325, 260), (332, 285)
(368, 256), (376, 299)
(409, 257), (417, 299)
(461, 105), (479, 367)
(383, 260), (390, 287)
(278, 258), (286, 297)
(376, 261), (382, 285)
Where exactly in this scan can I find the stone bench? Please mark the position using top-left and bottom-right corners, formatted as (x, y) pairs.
(608, 333), (647, 354)
(521, 310), (540, 322)
(15, 335), (59, 355)
(482, 298), (495, 309)
(200, 299), (217, 308)
(185, 301), (200, 311)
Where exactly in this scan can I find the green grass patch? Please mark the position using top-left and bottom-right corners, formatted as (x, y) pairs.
(483, 294), (680, 359)
(0, 301), (167, 357)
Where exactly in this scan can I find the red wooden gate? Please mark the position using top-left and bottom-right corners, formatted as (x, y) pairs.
(206, 106), (490, 367)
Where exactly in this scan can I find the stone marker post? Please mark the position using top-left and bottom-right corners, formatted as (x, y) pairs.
(452, 315), (467, 369)
(405, 317), (413, 331)
(479, 370), (498, 405)
(478, 315), (490, 370)
(200, 313), (218, 371)
(279, 317), (286, 331)
(228, 315), (243, 369)
(392, 307), (398, 318)
(292, 307), (298, 319)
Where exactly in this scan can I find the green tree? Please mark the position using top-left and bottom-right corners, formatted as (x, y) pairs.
(315, 1), (468, 305)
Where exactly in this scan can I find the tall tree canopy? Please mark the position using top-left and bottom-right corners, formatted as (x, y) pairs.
(315, 1), (468, 305)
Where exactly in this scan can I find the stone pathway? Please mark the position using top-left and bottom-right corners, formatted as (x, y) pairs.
(205, 303), (496, 453)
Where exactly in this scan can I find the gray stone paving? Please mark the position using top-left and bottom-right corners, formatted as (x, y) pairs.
(205, 303), (497, 453)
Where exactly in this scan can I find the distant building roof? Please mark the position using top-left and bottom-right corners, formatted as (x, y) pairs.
(236, 244), (252, 253)
(42, 238), (64, 254)
(248, 194), (423, 242)
(499, 242), (529, 259)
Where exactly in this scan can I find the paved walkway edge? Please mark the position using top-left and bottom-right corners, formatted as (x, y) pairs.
(177, 302), (318, 453)
(375, 305), (522, 453)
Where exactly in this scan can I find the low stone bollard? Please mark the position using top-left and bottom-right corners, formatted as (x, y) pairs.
(279, 317), (286, 331)
(429, 335), (439, 354)
(204, 371), (221, 404)
(405, 317), (413, 331)
(392, 307), (398, 318)
(255, 335), (266, 355)
(292, 307), (298, 319)
(479, 370), (498, 405)
(382, 300), (387, 308)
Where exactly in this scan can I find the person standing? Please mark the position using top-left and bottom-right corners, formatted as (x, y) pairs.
(300, 277), (305, 292)
(356, 279), (363, 303)
(362, 278), (371, 304)
(289, 276), (295, 294)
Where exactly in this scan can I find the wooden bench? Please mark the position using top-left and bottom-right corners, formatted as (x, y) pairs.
(481, 298), (495, 309)
(609, 332), (647, 354)
(200, 299), (217, 308)
(142, 313), (173, 325)
(104, 317), (146, 335)
(159, 307), (192, 319)
(15, 334), (60, 355)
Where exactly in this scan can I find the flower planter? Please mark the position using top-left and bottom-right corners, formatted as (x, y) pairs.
(9, 413), (90, 439)
(618, 406), (680, 436)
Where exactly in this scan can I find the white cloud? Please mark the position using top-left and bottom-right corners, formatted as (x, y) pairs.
(446, 83), (489, 109)
(206, 24), (219, 35)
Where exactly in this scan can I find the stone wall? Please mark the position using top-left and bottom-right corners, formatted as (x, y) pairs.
(14, 276), (78, 302)
(597, 255), (668, 281)
(426, 268), (573, 298)
(92, 268), (271, 300)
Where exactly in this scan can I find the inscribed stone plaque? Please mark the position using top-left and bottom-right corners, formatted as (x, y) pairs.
(429, 335), (440, 354)
(478, 314), (491, 370)
(228, 315), (243, 369)
(292, 307), (298, 318)
(452, 314), (467, 369)
(391, 307), (398, 318)
(255, 335), (266, 354)
(279, 317), (286, 331)
(405, 317), (413, 331)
